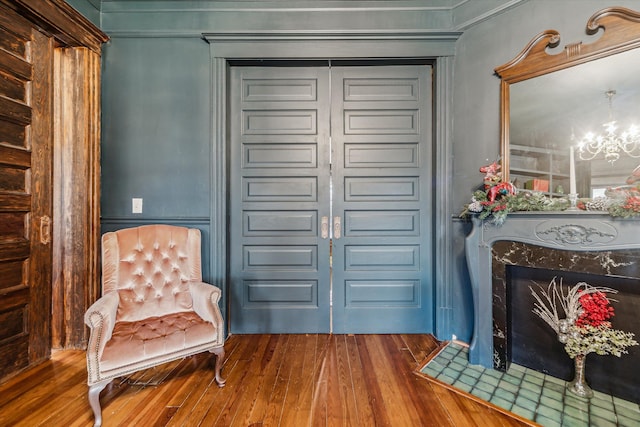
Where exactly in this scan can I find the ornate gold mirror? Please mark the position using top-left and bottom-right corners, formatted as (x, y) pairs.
(495, 7), (640, 199)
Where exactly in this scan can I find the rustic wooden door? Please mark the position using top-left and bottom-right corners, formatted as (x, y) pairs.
(0, 4), (53, 378)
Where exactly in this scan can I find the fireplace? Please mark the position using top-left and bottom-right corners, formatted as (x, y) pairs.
(506, 263), (640, 402)
(465, 213), (640, 402)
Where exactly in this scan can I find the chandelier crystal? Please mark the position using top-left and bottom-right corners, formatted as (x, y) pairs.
(577, 90), (640, 163)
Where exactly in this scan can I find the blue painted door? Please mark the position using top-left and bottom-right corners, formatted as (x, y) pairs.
(229, 64), (432, 334)
(330, 65), (433, 333)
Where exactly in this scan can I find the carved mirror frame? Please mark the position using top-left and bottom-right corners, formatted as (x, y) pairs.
(495, 6), (640, 183)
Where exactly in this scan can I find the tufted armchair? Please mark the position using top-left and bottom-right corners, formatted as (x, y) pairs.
(85, 225), (225, 426)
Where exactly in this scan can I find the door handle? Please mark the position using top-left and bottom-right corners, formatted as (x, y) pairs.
(40, 215), (51, 245)
(321, 216), (329, 239)
(333, 216), (341, 239)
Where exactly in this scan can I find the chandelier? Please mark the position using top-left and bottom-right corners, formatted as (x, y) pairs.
(577, 90), (640, 163)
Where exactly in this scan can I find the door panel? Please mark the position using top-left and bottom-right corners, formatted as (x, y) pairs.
(331, 65), (433, 333)
(0, 5), (52, 377)
(229, 66), (331, 333)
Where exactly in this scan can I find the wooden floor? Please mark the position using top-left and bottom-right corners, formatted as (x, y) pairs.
(0, 334), (533, 427)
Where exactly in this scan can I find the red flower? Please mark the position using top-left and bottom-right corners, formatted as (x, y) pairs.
(576, 291), (614, 327)
(623, 196), (640, 212)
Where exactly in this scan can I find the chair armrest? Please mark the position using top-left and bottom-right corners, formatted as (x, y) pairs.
(84, 292), (119, 384)
(189, 281), (225, 341)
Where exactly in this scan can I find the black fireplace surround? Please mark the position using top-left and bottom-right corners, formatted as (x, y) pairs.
(465, 212), (640, 403)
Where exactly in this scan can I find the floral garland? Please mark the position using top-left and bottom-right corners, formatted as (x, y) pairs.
(460, 161), (640, 224)
(460, 187), (568, 225)
(530, 278), (638, 359)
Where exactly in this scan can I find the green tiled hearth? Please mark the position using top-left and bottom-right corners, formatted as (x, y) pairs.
(421, 342), (640, 427)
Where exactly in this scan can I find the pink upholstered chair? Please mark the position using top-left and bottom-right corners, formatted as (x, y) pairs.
(84, 225), (225, 426)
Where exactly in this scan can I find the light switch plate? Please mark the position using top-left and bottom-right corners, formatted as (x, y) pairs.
(132, 198), (143, 214)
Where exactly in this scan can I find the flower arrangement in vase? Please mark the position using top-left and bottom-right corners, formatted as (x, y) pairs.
(530, 278), (638, 398)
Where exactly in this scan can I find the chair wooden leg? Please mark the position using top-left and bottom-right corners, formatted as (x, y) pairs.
(210, 347), (226, 387)
(88, 380), (110, 427)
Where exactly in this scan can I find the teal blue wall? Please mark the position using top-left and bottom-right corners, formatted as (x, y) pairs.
(95, 0), (640, 340)
(65, 0), (100, 26)
(450, 0), (640, 342)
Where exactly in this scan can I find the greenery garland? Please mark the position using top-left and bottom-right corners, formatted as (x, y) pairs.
(460, 161), (640, 224)
(460, 188), (569, 226)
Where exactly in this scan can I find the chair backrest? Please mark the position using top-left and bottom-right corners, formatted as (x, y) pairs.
(101, 224), (202, 322)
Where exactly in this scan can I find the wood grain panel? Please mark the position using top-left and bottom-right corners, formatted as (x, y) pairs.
(52, 47), (103, 349)
(0, 212), (26, 237)
(0, 69), (27, 101)
(0, 49), (31, 81)
(0, 167), (26, 192)
(0, 336), (28, 378)
(0, 3), (32, 41)
(0, 92), (32, 125)
(0, 193), (30, 212)
(0, 119), (27, 148)
(0, 259), (25, 290)
(0, 285), (28, 311)
(0, 240), (29, 261)
(0, 307), (27, 341)
(0, 144), (30, 167)
(0, 27), (26, 59)
(26, 25), (52, 370)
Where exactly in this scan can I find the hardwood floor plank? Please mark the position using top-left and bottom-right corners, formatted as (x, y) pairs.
(0, 335), (533, 427)
(353, 335), (394, 426)
(243, 334), (292, 426)
(280, 334), (322, 427)
(218, 335), (274, 426)
(384, 335), (453, 427)
(343, 335), (376, 426)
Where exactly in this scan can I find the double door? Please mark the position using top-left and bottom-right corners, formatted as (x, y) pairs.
(229, 63), (433, 334)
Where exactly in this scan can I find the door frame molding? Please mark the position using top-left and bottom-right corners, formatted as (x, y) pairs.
(203, 31), (459, 339)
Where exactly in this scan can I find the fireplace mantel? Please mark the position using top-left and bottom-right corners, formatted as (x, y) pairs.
(465, 212), (640, 368)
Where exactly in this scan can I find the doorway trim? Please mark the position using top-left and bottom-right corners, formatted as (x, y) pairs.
(202, 30), (459, 339)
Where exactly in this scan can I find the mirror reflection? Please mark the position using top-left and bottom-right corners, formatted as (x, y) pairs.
(509, 48), (640, 198)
